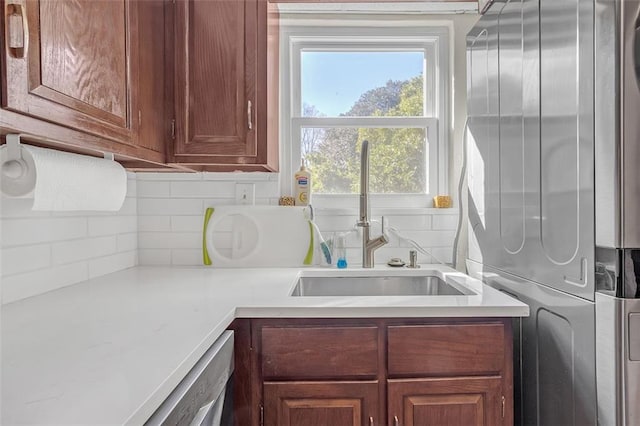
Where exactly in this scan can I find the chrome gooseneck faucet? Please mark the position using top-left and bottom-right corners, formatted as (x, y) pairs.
(358, 140), (389, 268)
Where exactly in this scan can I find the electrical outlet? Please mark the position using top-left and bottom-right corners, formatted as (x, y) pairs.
(235, 183), (255, 205)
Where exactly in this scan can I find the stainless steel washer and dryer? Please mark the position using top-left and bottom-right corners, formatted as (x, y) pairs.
(466, 0), (640, 424)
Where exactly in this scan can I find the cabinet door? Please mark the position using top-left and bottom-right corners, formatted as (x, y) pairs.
(388, 377), (504, 426)
(264, 381), (379, 426)
(136, 0), (165, 155)
(2, 0), (138, 145)
(172, 0), (277, 170)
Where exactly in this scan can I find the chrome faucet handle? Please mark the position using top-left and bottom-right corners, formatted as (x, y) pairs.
(381, 216), (389, 242)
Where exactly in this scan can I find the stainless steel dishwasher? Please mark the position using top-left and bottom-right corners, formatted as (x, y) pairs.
(146, 331), (234, 426)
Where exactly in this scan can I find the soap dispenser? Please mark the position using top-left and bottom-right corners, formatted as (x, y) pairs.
(294, 159), (311, 206)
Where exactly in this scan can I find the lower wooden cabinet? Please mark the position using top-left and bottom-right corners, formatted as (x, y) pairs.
(388, 377), (503, 426)
(232, 318), (513, 426)
(264, 381), (379, 426)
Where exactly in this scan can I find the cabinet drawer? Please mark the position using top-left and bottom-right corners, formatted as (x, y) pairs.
(261, 326), (379, 379)
(387, 323), (505, 377)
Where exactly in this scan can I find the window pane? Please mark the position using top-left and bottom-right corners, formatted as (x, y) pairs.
(302, 127), (427, 194)
(301, 52), (424, 117)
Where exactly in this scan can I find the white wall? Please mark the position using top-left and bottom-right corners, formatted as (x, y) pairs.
(0, 174), (138, 304)
(445, 14), (479, 201)
(440, 14), (479, 269)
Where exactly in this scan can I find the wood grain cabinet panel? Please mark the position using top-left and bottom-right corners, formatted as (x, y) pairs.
(388, 377), (504, 426)
(271, 0), (472, 3)
(240, 319), (513, 426)
(2, 0), (139, 145)
(171, 0), (278, 170)
(387, 323), (505, 377)
(136, 0), (166, 155)
(264, 381), (379, 426)
(261, 326), (379, 379)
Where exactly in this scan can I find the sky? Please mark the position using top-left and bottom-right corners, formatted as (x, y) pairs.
(301, 51), (424, 116)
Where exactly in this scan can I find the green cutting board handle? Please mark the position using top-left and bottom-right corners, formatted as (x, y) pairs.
(202, 207), (214, 265)
(303, 220), (314, 265)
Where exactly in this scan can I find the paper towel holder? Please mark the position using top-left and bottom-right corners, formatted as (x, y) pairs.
(3, 134), (28, 179)
(2, 134), (116, 180)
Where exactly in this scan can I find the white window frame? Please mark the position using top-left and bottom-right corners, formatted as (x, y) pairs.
(280, 22), (450, 209)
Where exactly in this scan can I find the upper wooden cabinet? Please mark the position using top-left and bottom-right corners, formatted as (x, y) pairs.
(1, 0), (167, 166)
(271, 0), (472, 2)
(170, 0), (278, 171)
(3, 0), (138, 145)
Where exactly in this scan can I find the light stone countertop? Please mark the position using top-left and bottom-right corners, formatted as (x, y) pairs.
(1, 265), (529, 425)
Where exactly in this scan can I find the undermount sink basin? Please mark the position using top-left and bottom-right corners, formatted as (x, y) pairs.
(290, 275), (475, 297)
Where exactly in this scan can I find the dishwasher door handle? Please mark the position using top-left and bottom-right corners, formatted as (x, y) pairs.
(189, 395), (224, 426)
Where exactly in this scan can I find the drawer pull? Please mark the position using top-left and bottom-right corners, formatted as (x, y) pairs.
(247, 100), (253, 130)
(394, 415), (400, 426)
(369, 416), (374, 426)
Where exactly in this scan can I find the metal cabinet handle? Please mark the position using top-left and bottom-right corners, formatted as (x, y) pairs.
(6, 1), (28, 58)
(634, 19), (640, 87)
(394, 415), (400, 426)
(369, 416), (374, 426)
(247, 100), (253, 130)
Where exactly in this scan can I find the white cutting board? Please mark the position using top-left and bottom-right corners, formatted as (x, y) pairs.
(203, 205), (313, 267)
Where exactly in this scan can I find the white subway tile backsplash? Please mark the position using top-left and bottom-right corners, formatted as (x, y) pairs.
(2, 171), (458, 298)
(170, 181), (236, 198)
(201, 172), (276, 182)
(256, 197), (278, 206)
(138, 249), (172, 265)
(126, 177), (137, 198)
(138, 216), (171, 232)
(171, 249), (202, 266)
(202, 198), (240, 208)
(428, 247), (454, 264)
(138, 232), (201, 249)
(137, 172), (201, 181)
(171, 216), (203, 233)
(2, 244), (51, 276)
(52, 236), (118, 265)
(2, 262), (89, 304)
(0, 197), (48, 218)
(138, 198), (203, 216)
(408, 230), (457, 248)
(118, 197), (138, 216)
(1, 217), (87, 247)
(117, 233), (138, 252)
(387, 215), (432, 231)
(88, 251), (136, 279)
(137, 181), (171, 198)
(314, 214), (358, 233)
(373, 247), (426, 265)
(88, 216), (137, 236)
(254, 181), (280, 197)
(1, 175), (138, 303)
(432, 215), (459, 230)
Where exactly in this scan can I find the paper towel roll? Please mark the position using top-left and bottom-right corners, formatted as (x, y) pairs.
(0, 144), (127, 211)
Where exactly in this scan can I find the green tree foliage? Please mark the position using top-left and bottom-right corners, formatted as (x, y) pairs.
(304, 75), (425, 194)
(345, 79), (405, 116)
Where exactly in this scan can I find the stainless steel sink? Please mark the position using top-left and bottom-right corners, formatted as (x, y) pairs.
(290, 275), (474, 297)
